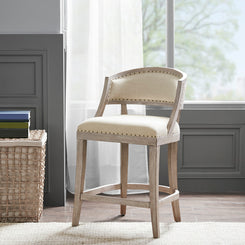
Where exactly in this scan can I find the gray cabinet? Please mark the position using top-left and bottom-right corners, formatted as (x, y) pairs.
(0, 34), (65, 206)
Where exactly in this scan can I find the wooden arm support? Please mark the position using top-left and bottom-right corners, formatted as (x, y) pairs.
(167, 75), (187, 134)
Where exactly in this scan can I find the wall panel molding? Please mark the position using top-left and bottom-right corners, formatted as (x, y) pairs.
(147, 107), (245, 193)
(0, 50), (47, 100)
(179, 127), (241, 178)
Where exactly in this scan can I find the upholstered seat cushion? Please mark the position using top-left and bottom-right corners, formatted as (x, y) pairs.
(77, 115), (179, 138)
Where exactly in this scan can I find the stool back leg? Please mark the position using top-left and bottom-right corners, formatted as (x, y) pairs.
(168, 142), (181, 222)
(149, 145), (160, 238)
(120, 143), (128, 215)
(72, 139), (87, 226)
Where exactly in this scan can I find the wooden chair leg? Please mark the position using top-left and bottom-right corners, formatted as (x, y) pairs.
(149, 145), (160, 238)
(168, 142), (181, 222)
(120, 143), (128, 216)
(72, 139), (87, 226)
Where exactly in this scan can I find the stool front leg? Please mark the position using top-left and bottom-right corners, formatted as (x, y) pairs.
(72, 139), (87, 226)
(168, 142), (181, 222)
(120, 143), (128, 216)
(149, 145), (160, 238)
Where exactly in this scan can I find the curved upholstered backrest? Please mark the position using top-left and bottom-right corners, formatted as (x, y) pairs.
(107, 67), (184, 105)
(95, 67), (187, 133)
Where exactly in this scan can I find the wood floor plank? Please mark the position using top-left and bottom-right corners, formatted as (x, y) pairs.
(40, 193), (245, 223)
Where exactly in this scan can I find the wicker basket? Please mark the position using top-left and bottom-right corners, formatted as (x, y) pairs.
(0, 130), (47, 222)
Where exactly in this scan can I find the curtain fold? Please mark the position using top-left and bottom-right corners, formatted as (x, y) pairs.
(66, 0), (148, 193)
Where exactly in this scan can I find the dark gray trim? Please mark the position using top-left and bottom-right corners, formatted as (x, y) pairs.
(179, 179), (245, 194)
(0, 34), (65, 206)
(148, 102), (245, 111)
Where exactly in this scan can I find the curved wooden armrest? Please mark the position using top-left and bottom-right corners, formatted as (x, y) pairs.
(95, 77), (111, 117)
(167, 75), (187, 134)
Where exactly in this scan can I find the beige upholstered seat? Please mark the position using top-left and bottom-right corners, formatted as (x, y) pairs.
(78, 115), (180, 139)
(72, 67), (187, 238)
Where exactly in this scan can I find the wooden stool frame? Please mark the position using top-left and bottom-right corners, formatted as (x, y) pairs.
(72, 67), (187, 238)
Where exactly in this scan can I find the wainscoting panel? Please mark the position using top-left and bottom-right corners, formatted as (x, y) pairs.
(0, 34), (65, 206)
(0, 52), (44, 97)
(179, 127), (241, 177)
(147, 107), (245, 193)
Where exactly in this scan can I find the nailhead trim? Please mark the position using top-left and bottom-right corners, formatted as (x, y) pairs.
(78, 129), (180, 138)
(109, 98), (174, 103)
(78, 129), (157, 138)
(111, 70), (182, 80)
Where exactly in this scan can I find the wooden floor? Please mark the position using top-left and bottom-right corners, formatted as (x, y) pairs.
(40, 193), (245, 223)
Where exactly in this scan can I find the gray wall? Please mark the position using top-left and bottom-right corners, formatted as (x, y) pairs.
(0, 1), (65, 206)
(0, 34), (65, 206)
(0, 0), (61, 33)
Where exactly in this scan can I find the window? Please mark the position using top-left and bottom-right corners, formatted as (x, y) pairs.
(142, 0), (166, 67)
(142, 0), (245, 101)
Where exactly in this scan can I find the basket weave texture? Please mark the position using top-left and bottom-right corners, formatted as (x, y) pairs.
(0, 130), (47, 222)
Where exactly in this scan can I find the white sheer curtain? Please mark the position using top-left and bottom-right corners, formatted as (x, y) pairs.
(66, 0), (148, 193)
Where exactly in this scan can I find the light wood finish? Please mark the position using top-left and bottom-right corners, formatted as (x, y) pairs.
(82, 182), (172, 196)
(127, 183), (172, 194)
(81, 184), (179, 209)
(95, 77), (110, 117)
(121, 104), (128, 115)
(120, 104), (128, 215)
(149, 146), (160, 238)
(72, 67), (187, 238)
(81, 194), (150, 208)
(83, 183), (121, 195)
(167, 81), (182, 133)
(168, 142), (181, 222)
(167, 75), (186, 133)
(120, 143), (129, 215)
(80, 191), (180, 210)
(159, 190), (179, 206)
(72, 139), (87, 226)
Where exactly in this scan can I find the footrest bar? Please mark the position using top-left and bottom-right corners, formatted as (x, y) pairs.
(81, 193), (150, 208)
(83, 183), (173, 196)
(127, 183), (172, 194)
(159, 190), (179, 206)
(83, 183), (121, 195)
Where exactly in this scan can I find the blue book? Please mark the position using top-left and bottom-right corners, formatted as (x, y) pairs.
(0, 111), (30, 122)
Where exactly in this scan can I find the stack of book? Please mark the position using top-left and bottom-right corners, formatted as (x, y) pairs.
(0, 111), (30, 138)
